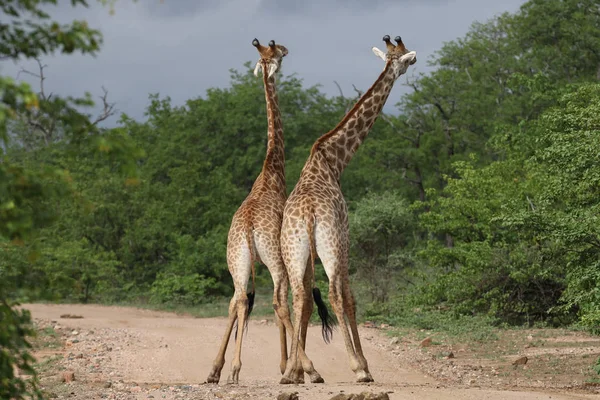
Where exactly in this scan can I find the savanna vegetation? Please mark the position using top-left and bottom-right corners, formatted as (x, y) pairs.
(2, 0), (600, 397)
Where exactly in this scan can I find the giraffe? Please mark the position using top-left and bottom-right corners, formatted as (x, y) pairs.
(205, 38), (293, 385)
(279, 35), (417, 384)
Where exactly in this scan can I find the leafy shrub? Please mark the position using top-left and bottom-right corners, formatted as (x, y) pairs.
(349, 192), (418, 303)
(0, 300), (43, 400)
(150, 273), (218, 306)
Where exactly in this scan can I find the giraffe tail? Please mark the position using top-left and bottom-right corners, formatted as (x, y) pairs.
(245, 225), (256, 319)
(307, 212), (336, 344)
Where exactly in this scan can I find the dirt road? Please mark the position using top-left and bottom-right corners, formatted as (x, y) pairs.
(24, 304), (598, 400)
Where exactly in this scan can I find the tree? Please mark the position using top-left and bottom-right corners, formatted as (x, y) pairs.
(417, 82), (600, 328)
(0, 1), (138, 398)
(349, 192), (417, 303)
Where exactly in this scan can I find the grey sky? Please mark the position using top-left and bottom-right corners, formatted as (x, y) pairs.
(2, 0), (526, 125)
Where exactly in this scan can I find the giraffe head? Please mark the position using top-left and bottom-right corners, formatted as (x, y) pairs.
(252, 38), (288, 78)
(372, 35), (417, 75)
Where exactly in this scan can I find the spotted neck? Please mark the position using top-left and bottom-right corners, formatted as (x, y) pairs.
(258, 60), (286, 192)
(310, 62), (403, 181)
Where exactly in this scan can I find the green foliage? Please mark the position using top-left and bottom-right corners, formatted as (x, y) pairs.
(3, 0), (600, 356)
(418, 83), (600, 328)
(0, 301), (43, 400)
(349, 192), (417, 303)
(593, 357), (600, 376)
(0, 0), (102, 59)
(150, 273), (218, 306)
(0, 1), (139, 398)
(3, 63), (349, 305)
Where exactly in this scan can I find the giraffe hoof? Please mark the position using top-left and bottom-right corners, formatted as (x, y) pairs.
(279, 376), (295, 385)
(310, 376), (324, 384)
(206, 372), (221, 384)
(356, 374), (374, 383)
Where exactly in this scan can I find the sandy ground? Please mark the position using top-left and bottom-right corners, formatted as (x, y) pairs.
(23, 303), (600, 400)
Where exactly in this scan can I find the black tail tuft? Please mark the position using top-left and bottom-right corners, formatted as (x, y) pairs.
(246, 290), (255, 323)
(234, 291), (256, 338)
(312, 287), (336, 343)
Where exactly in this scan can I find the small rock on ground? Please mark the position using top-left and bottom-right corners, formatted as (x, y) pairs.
(330, 392), (390, 400)
(512, 356), (528, 366)
(59, 371), (75, 383)
(277, 392), (299, 400)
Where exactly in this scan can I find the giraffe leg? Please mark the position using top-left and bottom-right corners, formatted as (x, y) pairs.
(327, 276), (362, 378)
(255, 233), (292, 377)
(206, 296), (238, 383)
(289, 272), (311, 384)
(296, 267), (324, 384)
(342, 278), (373, 382)
(272, 275), (289, 375)
(316, 220), (371, 382)
(279, 280), (323, 384)
(327, 274), (371, 382)
(227, 290), (249, 384)
(291, 291), (311, 384)
(280, 276), (305, 385)
(280, 220), (323, 385)
(210, 229), (251, 385)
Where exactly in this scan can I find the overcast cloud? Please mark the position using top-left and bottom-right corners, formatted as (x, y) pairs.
(1, 0), (526, 125)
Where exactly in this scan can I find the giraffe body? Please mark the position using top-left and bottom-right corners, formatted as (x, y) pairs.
(279, 36), (417, 384)
(206, 39), (292, 385)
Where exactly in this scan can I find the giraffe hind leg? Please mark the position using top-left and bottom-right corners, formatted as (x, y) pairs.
(254, 232), (292, 377)
(227, 291), (250, 384)
(233, 289), (255, 338)
(327, 275), (370, 381)
(213, 231), (252, 384)
(206, 296), (238, 383)
(299, 269), (324, 384)
(280, 278), (306, 385)
(272, 272), (291, 375)
(342, 279), (373, 382)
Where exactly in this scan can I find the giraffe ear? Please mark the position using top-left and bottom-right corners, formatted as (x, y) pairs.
(400, 51), (417, 65)
(372, 47), (386, 62)
(267, 62), (278, 78)
(254, 61), (262, 77)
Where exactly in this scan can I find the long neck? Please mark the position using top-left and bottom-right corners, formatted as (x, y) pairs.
(310, 61), (400, 180)
(260, 61), (285, 190)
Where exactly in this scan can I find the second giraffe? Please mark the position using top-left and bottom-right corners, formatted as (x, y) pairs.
(205, 38), (292, 385)
(279, 35), (417, 384)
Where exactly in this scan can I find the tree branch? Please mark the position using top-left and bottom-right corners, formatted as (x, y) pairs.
(91, 86), (117, 126)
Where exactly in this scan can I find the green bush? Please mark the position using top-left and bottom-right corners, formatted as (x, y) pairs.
(349, 192), (418, 303)
(0, 300), (43, 400)
(150, 273), (218, 306)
